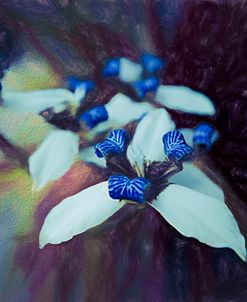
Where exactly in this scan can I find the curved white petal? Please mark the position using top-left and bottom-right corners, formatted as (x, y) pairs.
(39, 181), (125, 248)
(170, 162), (224, 201)
(29, 129), (79, 189)
(92, 93), (154, 133)
(119, 58), (143, 83)
(150, 184), (246, 261)
(127, 109), (175, 167)
(2, 88), (79, 113)
(155, 85), (216, 115)
(79, 146), (106, 168)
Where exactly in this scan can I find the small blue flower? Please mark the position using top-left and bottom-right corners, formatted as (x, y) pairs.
(141, 53), (166, 73)
(95, 129), (128, 158)
(133, 77), (159, 98)
(108, 175), (150, 203)
(193, 123), (216, 149)
(163, 130), (193, 161)
(67, 77), (95, 94)
(102, 58), (120, 77)
(79, 105), (108, 129)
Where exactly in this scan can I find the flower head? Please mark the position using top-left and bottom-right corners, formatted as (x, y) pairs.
(39, 108), (246, 261)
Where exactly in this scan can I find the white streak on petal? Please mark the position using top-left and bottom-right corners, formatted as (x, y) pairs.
(2, 88), (78, 113)
(127, 109), (175, 166)
(119, 58), (143, 83)
(29, 129), (79, 188)
(79, 146), (106, 168)
(39, 181), (125, 248)
(150, 184), (246, 261)
(170, 162), (224, 201)
(92, 93), (154, 133)
(155, 85), (216, 115)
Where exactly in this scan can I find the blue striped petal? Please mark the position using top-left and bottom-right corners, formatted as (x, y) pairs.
(193, 123), (216, 149)
(79, 105), (108, 129)
(95, 129), (127, 158)
(133, 77), (159, 98)
(163, 130), (193, 161)
(102, 58), (120, 77)
(67, 77), (95, 93)
(108, 175), (150, 203)
(141, 53), (165, 73)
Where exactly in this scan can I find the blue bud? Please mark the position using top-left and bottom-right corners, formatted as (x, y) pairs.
(79, 105), (108, 129)
(141, 53), (166, 73)
(102, 58), (120, 77)
(133, 77), (159, 98)
(0, 82), (2, 92)
(95, 129), (127, 158)
(163, 130), (193, 161)
(108, 175), (150, 203)
(67, 76), (95, 93)
(193, 123), (216, 149)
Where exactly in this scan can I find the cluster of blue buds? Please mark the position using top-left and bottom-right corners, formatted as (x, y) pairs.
(94, 129), (192, 203)
(102, 53), (165, 99)
(193, 123), (217, 150)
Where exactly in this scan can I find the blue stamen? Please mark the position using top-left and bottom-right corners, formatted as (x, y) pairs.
(133, 77), (159, 98)
(79, 105), (108, 129)
(102, 58), (120, 77)
(95, 129), (128, 158)
(67, 76), (95, 93)
(108, 175), (150, 203)
(193, 123), (216, 149)
(141, 53), (166, 73)
(163, 130), (193, 161)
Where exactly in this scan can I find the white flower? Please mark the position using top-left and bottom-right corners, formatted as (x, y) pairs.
(2, 83), (220, 192)
(39, 108), (246, 261)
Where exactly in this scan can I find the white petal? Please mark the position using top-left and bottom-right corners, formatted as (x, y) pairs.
(119, 58), (143, 83)
(170, 162), (224, 201)
(127, 109), (175, 167)
(2, 88), (78, 113)
(29, 129), (79, 188)
(150, 184), (246, 261)
(178, 128), (193, 146)
(92, 93), (154, 133)
(79, 146), (106, 168)
(39, 181), (125, 247)
(73, 85), (87, 102)
(155, 85), (216, 115)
